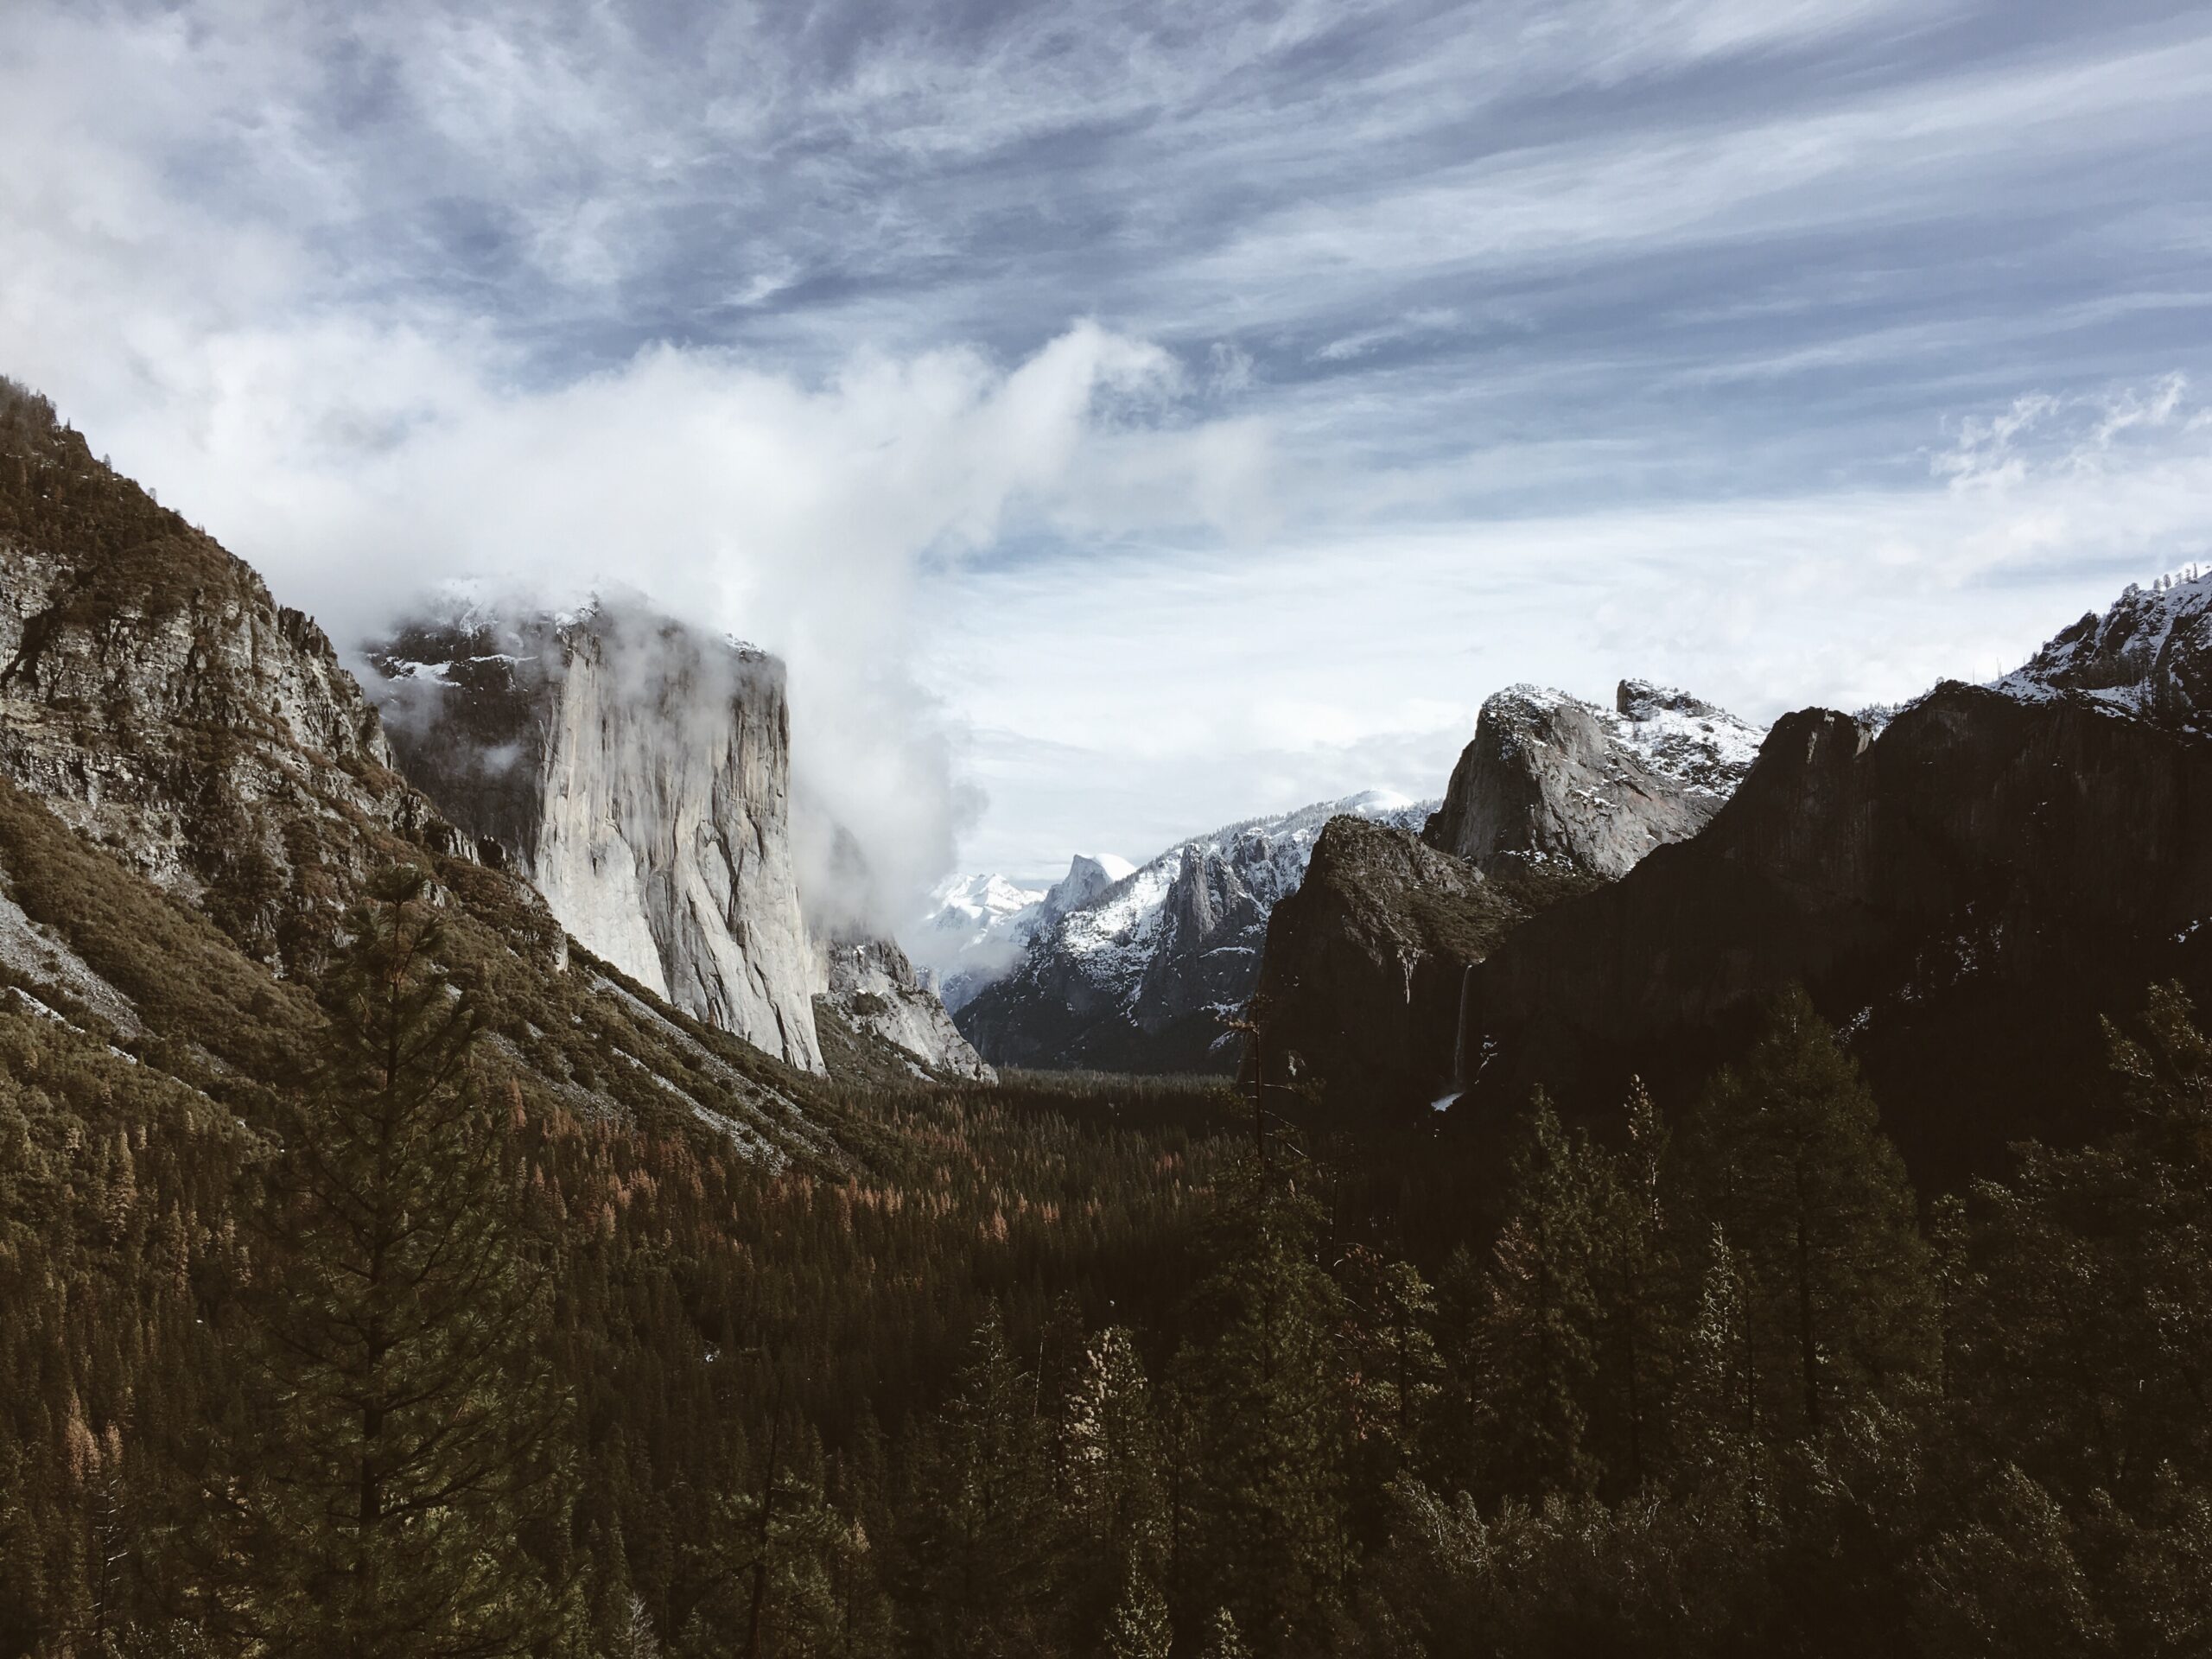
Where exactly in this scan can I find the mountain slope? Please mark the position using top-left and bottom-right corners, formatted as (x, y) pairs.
(955, 792), (1430, 1072)
(1250, 680), (1760, 1109)
(0, 383), (471, 971)
(1456, 580), (2212, 1181)
(0, 380), (925, 1163)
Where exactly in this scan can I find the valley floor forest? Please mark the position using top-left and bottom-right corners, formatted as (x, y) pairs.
(4, 851), (2210, 1657)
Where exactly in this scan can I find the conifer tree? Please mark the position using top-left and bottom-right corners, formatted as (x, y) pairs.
(1676, 988), (1936, 1440)
(899, 1308), (1060, 1658)
(1173, 1163), (1347, 1656)
(1953, 983), (2212, 1501)
(1675, 1229), (1769, 1533)
(1059, 1324), (1167, 1637)
(1101, 1555), (1172, 1659)
(200, 867), (573, 1657)
(1472, 1094), (1606, 1498)
(1198, 1605), (1252, 1659)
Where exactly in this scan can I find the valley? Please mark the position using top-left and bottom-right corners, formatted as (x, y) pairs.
(3, 381), (2210, 1657)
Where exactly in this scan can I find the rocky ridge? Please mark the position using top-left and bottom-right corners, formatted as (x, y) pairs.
(1993, 564), (2212, 738)
(1250, 680), (1760, 1108)
(0, 383), (469, 969)
(1449, 572), (2212, 1180)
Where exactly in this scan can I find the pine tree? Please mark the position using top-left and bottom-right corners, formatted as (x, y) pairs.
(1059, 1325), (1166, 1637)
(1173, 1163), (1347, 1656)
(1675, 1228), (1769, 1533)
(1101, 1555), (1172, 1659)
(200, 867), (573, 1657)
(1198, 1605), (1252, 1659)
(1676, 988), (1936, 1440)
(1952, 983), (2212, 1502)
(1588, 1079), (1679, 1491)
(1472, 1094), (1607, 1498)
(899, 1308), (1061, 1658)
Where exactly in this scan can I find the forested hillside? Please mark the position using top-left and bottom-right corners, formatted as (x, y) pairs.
(7, 850), (2209, 1655)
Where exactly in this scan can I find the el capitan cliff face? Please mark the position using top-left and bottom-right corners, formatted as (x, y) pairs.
(370, 606), (823, 1072)
(368, 601), (992, 1083)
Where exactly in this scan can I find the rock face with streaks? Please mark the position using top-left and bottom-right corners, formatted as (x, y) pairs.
(1247, 815), (1599, 1111)
(367, 598), (990, 1082)
(0, 384), (467, 969)
(370, 602), (826, 1071)
(816, 935), (995, 1084)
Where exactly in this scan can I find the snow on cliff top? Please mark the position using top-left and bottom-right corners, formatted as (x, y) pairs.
(1989, 565), (2212, 736)
(1485, 680), (1766, 797)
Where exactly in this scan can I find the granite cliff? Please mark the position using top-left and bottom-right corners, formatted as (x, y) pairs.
(1251, 682), (1760, 1108)
(1458, 660), (2212, 1180)
(0, 379), (879, 1166)
(367, 601), (987, 1081)
(0, 384), (468, 971)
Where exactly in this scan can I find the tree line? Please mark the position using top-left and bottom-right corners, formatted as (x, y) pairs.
(3, 870), (2208, 1656)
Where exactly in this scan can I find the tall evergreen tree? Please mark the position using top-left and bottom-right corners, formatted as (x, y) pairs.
(1950, 982), (2212, 1503)
(1676, 988), (1936, 1440)
(200, 868), (573, 1657)
(1588, 1080), (1680, 1492)
(1058, 1325), (1166, 1640)
(1173, 1164), (1347, 1657)
(1100, 1556), (1172, 1659)
(1471, 1094), (1607, 1499)
(897, 1308), (1061, 1659)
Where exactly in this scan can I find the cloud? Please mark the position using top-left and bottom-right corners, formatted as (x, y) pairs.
(5, 0), (2212, 910)
(1934, 373), (2194, 493)
(927, 371), (2212, 874)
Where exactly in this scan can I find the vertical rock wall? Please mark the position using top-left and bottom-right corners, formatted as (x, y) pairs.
(372, 604), (824, 1073)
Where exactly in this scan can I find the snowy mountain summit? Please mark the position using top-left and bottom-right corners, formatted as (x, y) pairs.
(1992, 565), (2212, 740)
(1423, 680), (1766, 880)
(951, 791), (1433, 1072)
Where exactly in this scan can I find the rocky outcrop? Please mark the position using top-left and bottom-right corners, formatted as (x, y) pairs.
(0, 384), (468, 967)
(368, 602), (825, 1072)
(816, 935), (995, 1083)
(1249, 816), (1598, 1110)
(1458, 678), (2212, 1182)
(1423, 681), (1764, 877)
(956, 793), (1433, 1074)
(1240, 681), (1758, 1109)
(0, 381), (864, 1167)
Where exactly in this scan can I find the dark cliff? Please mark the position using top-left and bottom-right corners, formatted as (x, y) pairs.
(1459, 682), (2212, 1181)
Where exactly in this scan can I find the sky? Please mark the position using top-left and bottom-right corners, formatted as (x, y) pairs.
(3, 0), (2211, 904)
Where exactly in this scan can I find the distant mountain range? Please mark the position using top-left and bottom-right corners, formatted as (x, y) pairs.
(932, 791), (1432, 1073)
